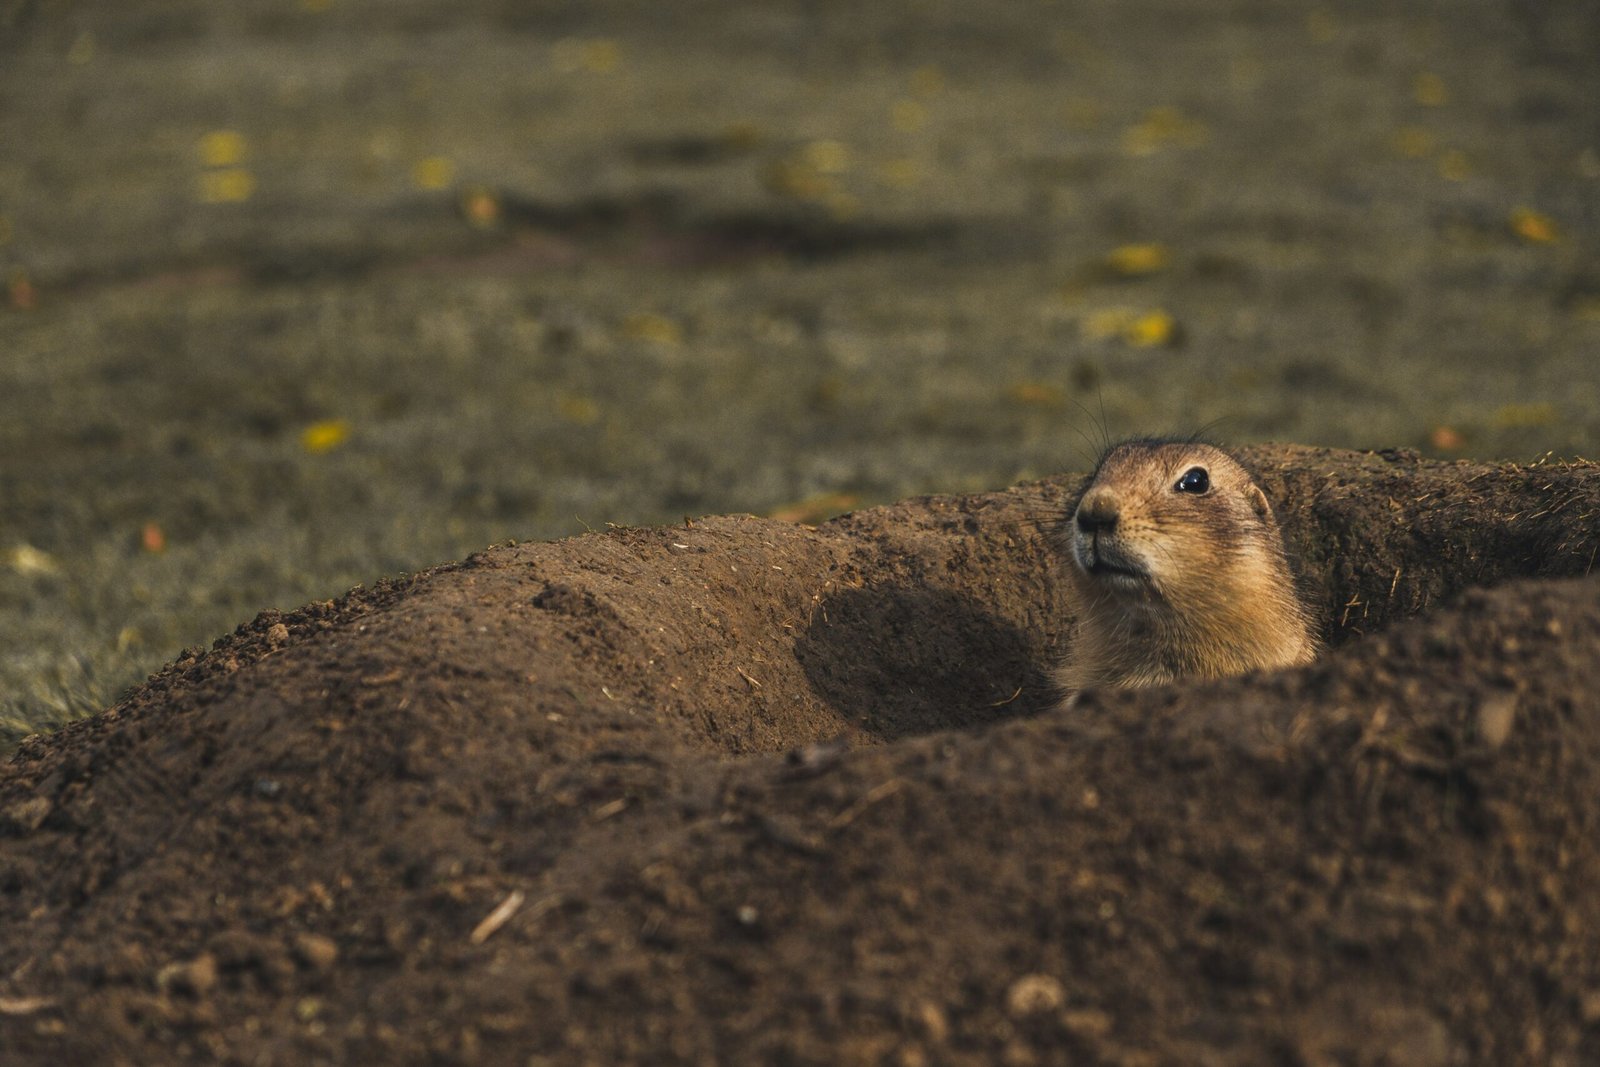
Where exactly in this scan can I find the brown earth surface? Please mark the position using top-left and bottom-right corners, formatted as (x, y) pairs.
(3, 444), (1600, 1065)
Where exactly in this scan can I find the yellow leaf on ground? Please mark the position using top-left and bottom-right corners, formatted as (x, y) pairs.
(460, 187), (502, 228)
(300, 419), (351, 454)
(581, 39), (620, 73)
(198, 168), (255, 203)
(412, 156), (455, 190)
(623, 313), (682, 346)
(802, 140), (850, 174)
(1105, 243), (1169, 276)
(1509, 207), (1559, 244)
(199, 130), (247, 167)
(1124, 309), (1177, 347)
(7, 544), (60, 576)
(1081, 306), (1178, 347)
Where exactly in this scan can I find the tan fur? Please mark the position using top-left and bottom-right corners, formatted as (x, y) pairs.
(1055, 441), (1318, 703)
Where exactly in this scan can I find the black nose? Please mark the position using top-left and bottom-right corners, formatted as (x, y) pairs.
(1075, 494), (1118, 534)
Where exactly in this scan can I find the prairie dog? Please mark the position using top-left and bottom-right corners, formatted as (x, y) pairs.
(1055, 439), (1317, 701)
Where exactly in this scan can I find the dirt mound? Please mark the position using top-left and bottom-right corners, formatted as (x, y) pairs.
(3, 445), (1599, 1065)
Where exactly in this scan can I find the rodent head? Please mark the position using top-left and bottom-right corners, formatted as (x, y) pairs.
(1056, 438), (1319, 696)
(1065, 439), (1283, 607)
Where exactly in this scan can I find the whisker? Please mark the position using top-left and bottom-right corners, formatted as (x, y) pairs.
(1063, 401), (1104, 469)
(1094, 385), (1112, 454)
(1189, 414), (1236, 445)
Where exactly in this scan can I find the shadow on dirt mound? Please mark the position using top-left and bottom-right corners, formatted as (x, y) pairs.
(2, 445), (1598, 1065)
(797, 584), (1057, 740)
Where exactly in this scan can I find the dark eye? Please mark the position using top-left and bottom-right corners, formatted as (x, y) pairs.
(1175, 467), (1209, 494)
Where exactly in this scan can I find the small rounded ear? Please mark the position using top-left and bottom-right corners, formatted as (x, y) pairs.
(1247, 483), (1273, 521)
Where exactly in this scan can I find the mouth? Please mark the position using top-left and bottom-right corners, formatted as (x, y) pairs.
(1085, 558), (1147, 581)
(1075, 540), (1150, 586)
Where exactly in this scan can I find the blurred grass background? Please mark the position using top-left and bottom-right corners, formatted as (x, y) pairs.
(2, 0), (1597, 741)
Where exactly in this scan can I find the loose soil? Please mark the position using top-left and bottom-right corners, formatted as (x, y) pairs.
(3, 445), (1600, 1065)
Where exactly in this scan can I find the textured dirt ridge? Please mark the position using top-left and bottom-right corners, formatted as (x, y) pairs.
(2, 445), (1599, 1065)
